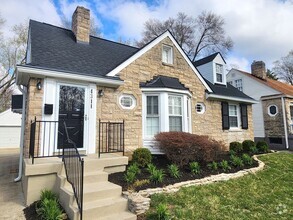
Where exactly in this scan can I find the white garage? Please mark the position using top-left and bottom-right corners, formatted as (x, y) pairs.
(0, 109), (22, 148)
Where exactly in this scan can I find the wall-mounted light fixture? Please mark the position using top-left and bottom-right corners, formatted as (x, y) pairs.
(36, 80), (42, 90)
(98, 89), (104, 97)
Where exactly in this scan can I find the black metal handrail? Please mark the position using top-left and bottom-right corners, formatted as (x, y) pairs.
(98, 119), (125, 157)
(29, 117), (60, 164)
(62, 121), (84, 220)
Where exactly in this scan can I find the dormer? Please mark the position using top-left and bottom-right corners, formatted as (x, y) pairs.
(193, 52), (227, 85)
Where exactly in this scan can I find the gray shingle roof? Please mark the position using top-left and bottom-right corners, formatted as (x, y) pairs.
(28, 20), (139, 77)
(193, 52), (226, 67)
(140, 75), (189, 90)
(204, 80), (254, 100)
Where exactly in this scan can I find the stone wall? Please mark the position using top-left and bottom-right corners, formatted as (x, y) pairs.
(96, 37), (254, 154)
(24, 78), (43, 158)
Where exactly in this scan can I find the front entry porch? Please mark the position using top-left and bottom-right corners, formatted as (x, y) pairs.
(23, 118), (136, 220)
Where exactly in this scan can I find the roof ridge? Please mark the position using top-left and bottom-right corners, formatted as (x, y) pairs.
(29, 19), (139, 49)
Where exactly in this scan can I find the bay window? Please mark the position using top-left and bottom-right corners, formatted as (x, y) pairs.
(168, 95), (182, 131)
(146, 96), (159, 136)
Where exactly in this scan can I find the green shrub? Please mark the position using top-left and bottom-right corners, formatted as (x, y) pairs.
(124, 171), (136, 184)
(168, 164), (181, 179)
(190, 162), (201, 175)
(229, 141), (243, 153)
(146, 163), (157, 174)
(155, 203), (170, 220)
(229, 149), (237, 156)
(149, 169), (165, 183)
(219, 160), (231, 172)
(230, 155), (244, 168)
(37, 190), (65, 220)
(207, 161), (218, 171)
(256, 141), (269, 153)
(242, 154), (253, 165)
(249, 146), (258, 155)
(132, 148), (152, 167)
(155, 132), (225, 167)
(242, 140), (255, 152)
(127, 163), (141, 175)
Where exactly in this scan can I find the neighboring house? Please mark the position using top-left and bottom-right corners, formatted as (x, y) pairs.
(227, 61), (293, 150)
(15, 6), (256, 220)
(0, 109), (21, 148)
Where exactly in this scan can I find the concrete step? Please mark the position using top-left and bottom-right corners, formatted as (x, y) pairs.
(83, 197), (129, 219)
(98, 211), (137, 220)
(83, 155), (128, 173)
(84, 171), (109, 184)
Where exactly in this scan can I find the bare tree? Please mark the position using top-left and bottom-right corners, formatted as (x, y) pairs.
(266, 69), (278, 81)
(272, 50), (293, 85)
(0, 18), (28, 112)
(61, 16), (102, 37)
(136, 11), (233, 61)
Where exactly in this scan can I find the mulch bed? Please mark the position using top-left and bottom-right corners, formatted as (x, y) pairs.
(109, 154), (259, 192)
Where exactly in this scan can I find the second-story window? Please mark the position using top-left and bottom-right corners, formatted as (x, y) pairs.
(216, 63), (223, 83)
(162, 45), (173, 64)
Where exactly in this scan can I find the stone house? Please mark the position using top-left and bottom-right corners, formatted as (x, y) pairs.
(227, 61), (293, 150)
(14, 6), (256, 219)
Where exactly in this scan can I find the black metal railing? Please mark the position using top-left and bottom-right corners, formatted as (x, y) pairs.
(62, 121), (84, 220)
(29, 117), (60, 164)
(98, 119), (125, 157)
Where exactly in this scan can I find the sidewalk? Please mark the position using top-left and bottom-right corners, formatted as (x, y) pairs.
(0, 148), (25, 219)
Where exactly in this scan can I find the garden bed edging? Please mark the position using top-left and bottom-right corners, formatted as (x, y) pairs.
(123, 155), (265, 215)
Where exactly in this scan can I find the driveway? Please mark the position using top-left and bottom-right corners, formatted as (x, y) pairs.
(0, 148), (25, 219)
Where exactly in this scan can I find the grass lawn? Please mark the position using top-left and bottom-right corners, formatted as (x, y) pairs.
(146, 152), (293, 220)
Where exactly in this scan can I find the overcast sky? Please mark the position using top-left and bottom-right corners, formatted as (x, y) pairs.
(1, 0), (293, 72)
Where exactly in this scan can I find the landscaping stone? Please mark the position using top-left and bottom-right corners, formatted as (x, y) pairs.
(125, 155), (265, 215)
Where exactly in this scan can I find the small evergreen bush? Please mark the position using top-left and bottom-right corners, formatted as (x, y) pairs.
(190, 162), (201, 175)
(230, 155), (244, 168)
(242, 140), (255, 152)
(229, 141), (243, 153)
(219, 160), (231, 172)
(132, 148), (152, 167)
(256, 141), (269, 153)
(242, 154), (253, 165)
(207, 161), (218, 171)
(168, 164), (181, 179)
(149, 169), (165, 183)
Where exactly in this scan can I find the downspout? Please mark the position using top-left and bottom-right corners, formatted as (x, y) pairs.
(281, 96), (289, 149)
(14, 85), (27, 182)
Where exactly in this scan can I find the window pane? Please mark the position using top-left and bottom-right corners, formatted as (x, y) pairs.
(229, 116), (238, 127)
(217, 73), (223, 82)
(147, 96), (158, 115)
(229, 105), (237, 116)
(235, 79), (243, 91)
(146, 117), (159, 136)
(269, 106), (277, 115)
(169, 96), (182, 116)
(169, 116), (182, 131)
(121, 97), (132, 107)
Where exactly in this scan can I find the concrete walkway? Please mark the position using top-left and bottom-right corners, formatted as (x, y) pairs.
(0, 148), (25, 219)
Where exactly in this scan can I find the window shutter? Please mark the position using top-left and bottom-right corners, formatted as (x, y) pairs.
(240, 104), (248, 129)
(221, 102), (229, 130)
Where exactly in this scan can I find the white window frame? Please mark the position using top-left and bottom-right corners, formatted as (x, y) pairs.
(196, 102), (205, 114)
(162, 45), (173, 64)
(119, 94), (136, 109)
(215, 63), (224, 83)
(142, 90), (191, 140)
(168, 95), (183, 132)
(145, 95), (160, 138)
(235, 79), (243, 91)
(268, 104), (278, 117)
(228, 103), (241, 129)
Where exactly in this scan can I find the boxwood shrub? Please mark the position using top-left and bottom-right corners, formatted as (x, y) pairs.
(132, 148), (152, 167)
(242, 140), (255, 152)
(229, 141), (243, 153)
(256, 141), (269, 153)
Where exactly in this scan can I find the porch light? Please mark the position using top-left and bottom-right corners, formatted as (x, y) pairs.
(98, 89), (104, 97)
(36, 80), (42, 90)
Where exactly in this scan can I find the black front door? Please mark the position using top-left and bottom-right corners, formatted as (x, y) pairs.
(58, 85), (85, 149)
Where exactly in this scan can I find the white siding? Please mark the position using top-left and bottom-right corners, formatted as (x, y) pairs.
(227, 69), (280, 137)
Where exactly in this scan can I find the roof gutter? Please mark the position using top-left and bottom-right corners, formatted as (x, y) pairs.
(16, 65), (124, 87)
(14, 85), (27, 182)
(281, 96), (289, 149)
(206, 93), (258, 104)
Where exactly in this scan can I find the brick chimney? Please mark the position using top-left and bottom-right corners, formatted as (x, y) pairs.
(251, 61), (266, 80)
(72, 6), (90, 44)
